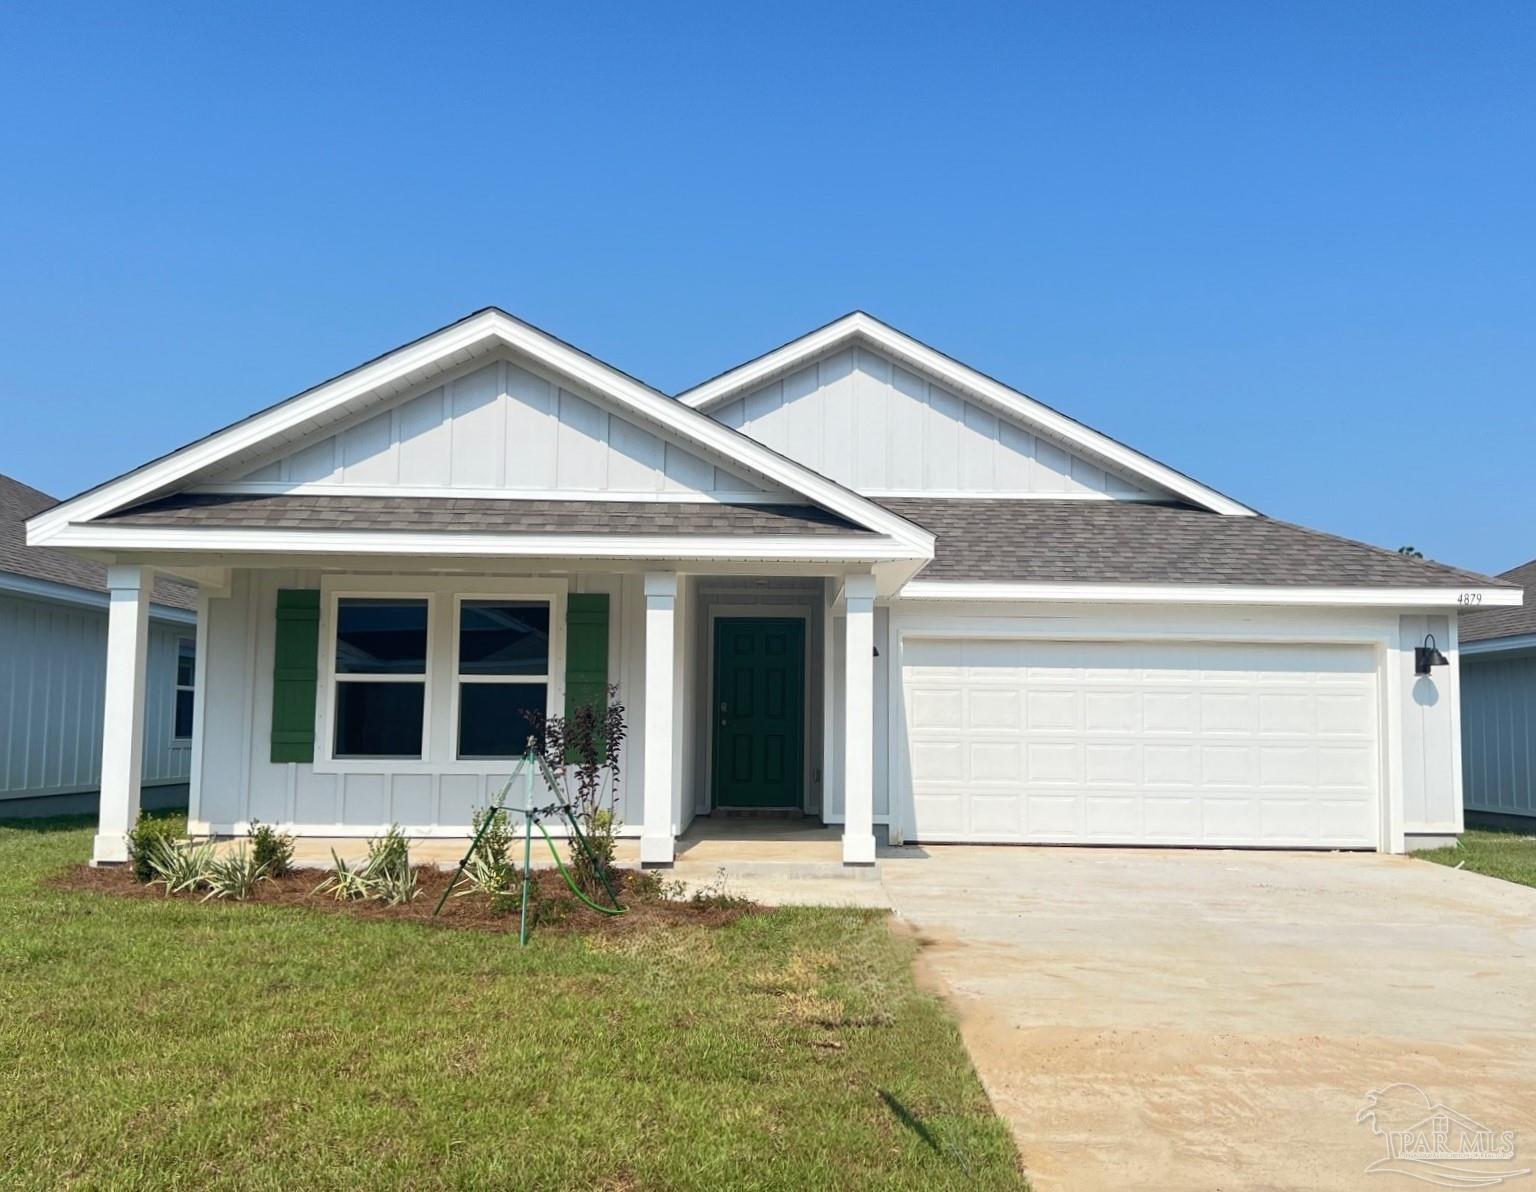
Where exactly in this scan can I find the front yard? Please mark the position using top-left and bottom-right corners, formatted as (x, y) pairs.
(0, 817), (1023, 1191)
(1417, 826), (1536, 888)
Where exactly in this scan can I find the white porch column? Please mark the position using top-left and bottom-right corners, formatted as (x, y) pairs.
(641, 572), (679, 866)
(93, 565), (152, 864)
(841, 574), (877, 865)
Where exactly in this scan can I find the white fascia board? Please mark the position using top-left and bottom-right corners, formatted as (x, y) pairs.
(44, 523), (927, 564)
(678, 312), (1256, 518)
(0, 571), (195, 622)
(896, 580), (1526, 608)
(27, 310), (934, 559)
(1460, 632), (1536, 657)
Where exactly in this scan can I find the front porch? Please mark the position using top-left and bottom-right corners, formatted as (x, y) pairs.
(92, 562), (887, 869)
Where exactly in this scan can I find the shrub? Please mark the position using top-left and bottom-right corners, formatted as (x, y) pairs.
(366, 825), (410, 875)
(524, 686), (627, 899)
(143, 837), (216, 896)
(249, 820), (294, 877)
(314, 852), (373, 900)
(125, 812), (182, 883)
(202, 846), (269, 901)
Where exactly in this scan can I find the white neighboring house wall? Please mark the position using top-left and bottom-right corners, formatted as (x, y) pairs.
(711, 344), (1156, 499)
(0, 585), (193, 800)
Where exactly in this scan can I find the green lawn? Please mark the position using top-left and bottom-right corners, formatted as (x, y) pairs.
(1417, 828), (1536, 889)
(0, 818), (1024, 1191)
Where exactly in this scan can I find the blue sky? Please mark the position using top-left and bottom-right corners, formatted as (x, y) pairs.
(1, 2), (1531, 572)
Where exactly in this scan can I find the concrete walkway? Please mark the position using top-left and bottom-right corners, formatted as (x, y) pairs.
(880, 847), (1536, 1192)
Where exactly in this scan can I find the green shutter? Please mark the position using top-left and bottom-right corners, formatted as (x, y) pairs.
(271, 589), (321, 763)
(564, 593), (611, 723)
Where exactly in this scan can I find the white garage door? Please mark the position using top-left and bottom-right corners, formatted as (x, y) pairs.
(901, 638), (1381, 848)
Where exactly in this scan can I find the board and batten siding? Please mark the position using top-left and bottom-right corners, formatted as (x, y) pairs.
(1461, 652), (1536, 820)
(0, 592), (192, 799)
(219, 359), (783, 500)
(711, 344), (1154, 498)
(193, 568), (641, 836)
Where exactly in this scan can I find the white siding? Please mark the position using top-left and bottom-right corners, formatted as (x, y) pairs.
(1398, 613), (1461, 830)
(713, 345), (1155, 498)
(193, 568), (634, 836)
(1461, 652), (1536, 820)
(219, 360), (783, 500)
(0, 592), (191, 798)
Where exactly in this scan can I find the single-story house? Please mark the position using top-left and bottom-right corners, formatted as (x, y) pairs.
(1, 472), (197, 815)
(25, 309), (1519, 865)
(1457, 557), (1536, 828)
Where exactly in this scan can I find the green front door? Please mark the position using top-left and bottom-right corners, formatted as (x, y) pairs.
(711, 618), (805, 810)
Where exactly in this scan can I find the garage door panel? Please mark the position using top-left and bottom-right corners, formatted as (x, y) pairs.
(902, 637), (1380, 848)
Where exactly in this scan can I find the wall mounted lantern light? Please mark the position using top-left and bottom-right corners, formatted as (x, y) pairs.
(1414, 633), (1449, 676)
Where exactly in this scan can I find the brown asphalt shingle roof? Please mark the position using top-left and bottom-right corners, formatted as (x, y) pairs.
(1458, 557), (1536, 642)
(1, 474), (196, 610)
(100, 492), (875, 537)
(875, 498), (1514, 589)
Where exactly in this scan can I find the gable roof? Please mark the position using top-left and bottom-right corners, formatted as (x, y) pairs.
(881, 498), (1518, 601)
(677, 311), (1256, 517)
(26, 309), (933, 560)
(0, 474), (195, 610)
(1459, 557), (1536, 643)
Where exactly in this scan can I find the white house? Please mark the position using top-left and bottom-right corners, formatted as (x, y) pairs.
(1, 473), (196, 813)
(1457, 557), (1536, 827)
(25, 309), (1518, 864)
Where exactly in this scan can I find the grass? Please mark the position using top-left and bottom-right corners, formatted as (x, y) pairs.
(1417, 827), (1536, 889)
(0, 817), (1024, 1191)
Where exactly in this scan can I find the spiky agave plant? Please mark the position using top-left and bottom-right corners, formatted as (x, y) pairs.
(144, 837), (217, 896)
(201, 845), (270, 901)
(313, 851), (374, 900)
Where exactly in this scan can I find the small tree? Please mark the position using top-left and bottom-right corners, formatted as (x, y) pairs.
(524, 685), (627, 897)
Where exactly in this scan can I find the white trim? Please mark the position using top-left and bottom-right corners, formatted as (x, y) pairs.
(448, 593), (555, 763)
(0, 571), (195, 623)
(859, 489), (1167, 502)
(1460, 632), (1536, 656)
(43, 522), (924, 563)
(677, 312), (1255, 517)
(27, 310), (934, 556)
(1447, 616), (1465, 834)
(896, 581), (1524, 608)
(311, 574), (568, 777)
(192, 482), (803, 505)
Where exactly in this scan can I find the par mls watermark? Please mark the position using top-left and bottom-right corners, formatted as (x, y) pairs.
(1357, 1083), (1529, 1187)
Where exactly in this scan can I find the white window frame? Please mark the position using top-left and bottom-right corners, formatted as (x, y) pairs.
(313, 575), (567, 776)
(324, 591), (435, 764)
(451, 593), (556, 762)
(172, 635), (196, 743)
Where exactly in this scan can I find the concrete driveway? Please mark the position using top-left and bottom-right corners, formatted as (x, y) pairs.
(880, 847), (1536, 1192)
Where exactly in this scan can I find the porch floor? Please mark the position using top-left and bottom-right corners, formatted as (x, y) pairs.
(675, 814), (843, 863)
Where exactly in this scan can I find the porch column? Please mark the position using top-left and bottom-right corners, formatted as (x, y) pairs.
(93, 565), (152, 864)
(841, 574), (877, 865)
(640, 572), (679, 866)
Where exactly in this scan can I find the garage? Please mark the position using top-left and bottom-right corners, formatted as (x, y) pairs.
(899, 636), (1382, 848)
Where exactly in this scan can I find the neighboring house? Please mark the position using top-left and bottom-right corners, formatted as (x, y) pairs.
(24, 309), (1519, 865)
(1457, 557), (1536, 827)
(1, 473), (197, 813)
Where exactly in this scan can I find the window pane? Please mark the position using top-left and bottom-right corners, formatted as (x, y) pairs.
(174, 690), (194, 739)
(336, 599), (428, 674)
(334, 681), (424, 757)
(457, 682), (546, 759)
(458, 601), (550, 676)
(176, 639), (196, 687)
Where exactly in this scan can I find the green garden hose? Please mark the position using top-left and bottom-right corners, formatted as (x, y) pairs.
(535, 821), (626, 916)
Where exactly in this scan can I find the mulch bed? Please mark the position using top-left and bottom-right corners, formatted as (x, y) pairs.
(50, 865), (758, 936)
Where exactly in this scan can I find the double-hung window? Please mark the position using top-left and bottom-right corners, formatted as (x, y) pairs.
(333, 598), (429, 759)
(456, 599), (551, 759)
(173, 638), (196, 741)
